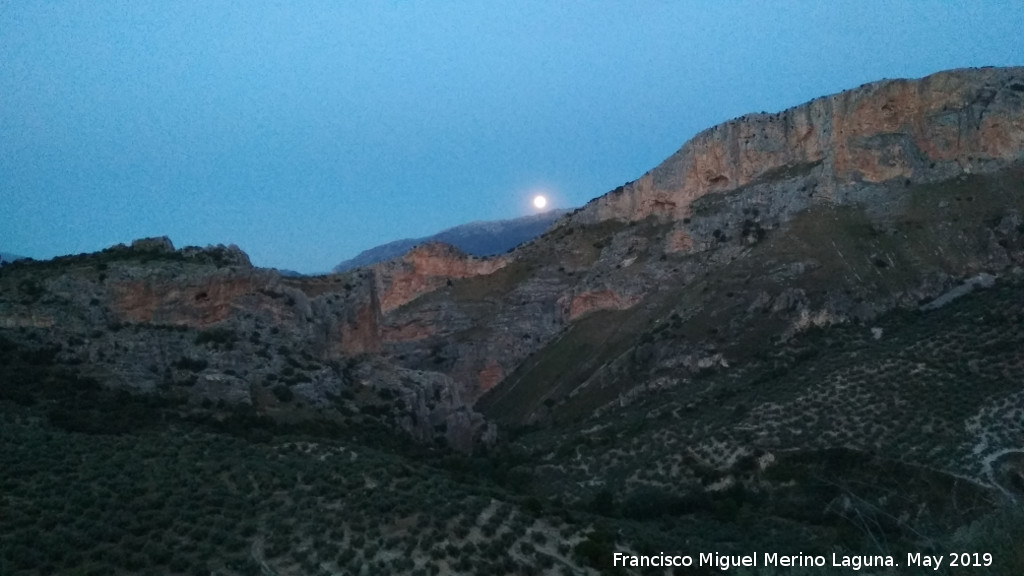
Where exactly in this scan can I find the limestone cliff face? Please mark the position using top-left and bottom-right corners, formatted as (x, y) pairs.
(105, 257), (379, 358)
(113, 271), (273, 327)
(0, 238), (502, 451)
(572, 67), (1024, 225)
(372, 243), (509, 313)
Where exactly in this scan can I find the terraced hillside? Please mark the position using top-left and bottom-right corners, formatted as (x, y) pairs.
(0, 404), (592, 576)
(4, 277), (1024, 575)
(513, 274), (1024, 501)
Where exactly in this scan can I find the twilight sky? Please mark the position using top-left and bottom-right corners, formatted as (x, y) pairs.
(2, 2), (1022, 273)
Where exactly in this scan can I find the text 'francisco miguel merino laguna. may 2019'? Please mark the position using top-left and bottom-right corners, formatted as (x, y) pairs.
(612, 551), (995, 570)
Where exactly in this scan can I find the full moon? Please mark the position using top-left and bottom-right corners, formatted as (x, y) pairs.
(533, 195), (548, 209)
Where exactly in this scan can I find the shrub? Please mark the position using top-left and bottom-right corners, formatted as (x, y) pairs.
(573, 529), (616, 570)
(195, 327), (237, 347)
(173, 356), (208, 372)
(272, 385), (295, 403)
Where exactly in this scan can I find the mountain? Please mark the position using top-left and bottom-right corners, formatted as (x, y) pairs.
(333, 209), (570, 272)
(273, 268), (305, 277)
(3, 67), (1024, 574)
(0, 252), (24, 265)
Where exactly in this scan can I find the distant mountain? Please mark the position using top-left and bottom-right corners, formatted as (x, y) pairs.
(333, 209), (570, 272)
(0, 252), (25, 265)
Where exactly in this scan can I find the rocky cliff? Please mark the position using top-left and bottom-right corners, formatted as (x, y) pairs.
(0, 238), (496, 451)
(570, 66), (1024, 225)
(372, 243), (509, 313)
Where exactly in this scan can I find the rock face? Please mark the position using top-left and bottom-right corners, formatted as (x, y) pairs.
(371, 243), (508, 313)
(2, 67), (1023, 453)
(349, 358), (497, 453)
(0, 240), (500, 450)
(920, 273), (997, 311)
(571, 67), (1024, 225)
(113, 271), (273, 327)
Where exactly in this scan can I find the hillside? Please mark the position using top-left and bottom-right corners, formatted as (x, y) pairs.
(2, 66), (1024, 575)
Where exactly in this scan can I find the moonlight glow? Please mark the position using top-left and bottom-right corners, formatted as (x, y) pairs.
(533, 195), (548, 209)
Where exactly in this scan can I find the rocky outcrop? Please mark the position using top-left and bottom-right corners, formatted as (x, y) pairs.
(336, 302), (382, 355)
(350, 358), (497, 452)
(0, 238), (503, 451)
(664, 229), (695, 253)
(920, 273), (997, 311)
(476, 361), (504, 393)
(561, 289), (641, 321)
(130, 236), (176, 253)
(570, 67), (1024, 226)
(193, 373), (253, 406)
(372, 243), (509, 313)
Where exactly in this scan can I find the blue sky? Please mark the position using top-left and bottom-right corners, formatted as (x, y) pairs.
(2, 2), (1022, 273)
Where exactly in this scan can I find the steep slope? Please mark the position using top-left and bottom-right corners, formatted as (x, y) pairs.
(485, 270), (1024, 571)
(478, 170), (1024, 424)
(333, 209), (569, 272)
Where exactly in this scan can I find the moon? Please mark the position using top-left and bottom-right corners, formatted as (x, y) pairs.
(533, 195), (548, 209)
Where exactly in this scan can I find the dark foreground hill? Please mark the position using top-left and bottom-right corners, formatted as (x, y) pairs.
(3, 66), (1024, 575)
